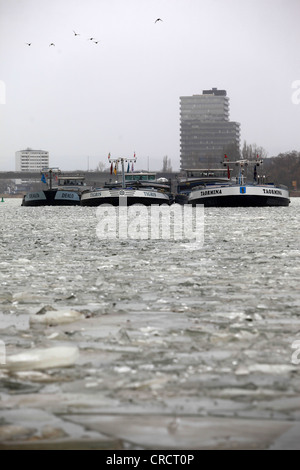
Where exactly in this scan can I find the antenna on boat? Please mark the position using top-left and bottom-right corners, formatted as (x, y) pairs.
(41, 168), (61, 191)
(108, 153), (137, 189)
(222, 155), (263, 185)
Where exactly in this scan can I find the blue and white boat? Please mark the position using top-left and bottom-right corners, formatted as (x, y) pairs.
(187, 157), (290, 207)
(175, 168), (230, 204)
(81, 155), (173, 206)
(21, 169), (88, 206)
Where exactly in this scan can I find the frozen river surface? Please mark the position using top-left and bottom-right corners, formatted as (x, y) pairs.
(0, 198), (300, 449)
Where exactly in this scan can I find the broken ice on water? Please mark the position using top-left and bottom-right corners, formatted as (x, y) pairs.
(1, 200), (300, 449)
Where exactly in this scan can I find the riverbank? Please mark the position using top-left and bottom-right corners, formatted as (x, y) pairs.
(0, 194), (24, 199)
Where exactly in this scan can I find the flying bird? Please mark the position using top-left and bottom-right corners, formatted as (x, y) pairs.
(26, 43), (32, 46)
(49, 43), (55, 47)
(73, 30), (80, 36)
(94, 41), (100, 44)
(88, 37), (95, 41)
(155, 18), (163, 23)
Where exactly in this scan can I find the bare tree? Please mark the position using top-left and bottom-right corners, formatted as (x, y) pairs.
(263, 151), (300, 188)
(242, 141), (268, 160)
(161, 155), (172, 172)
(96, 161), (109, 172)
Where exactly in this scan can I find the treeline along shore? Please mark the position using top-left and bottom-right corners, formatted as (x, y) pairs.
(1, 151), (300, 196)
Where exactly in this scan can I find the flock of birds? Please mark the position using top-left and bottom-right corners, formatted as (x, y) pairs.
(25, 19), (163, 48)
(26, 32), (101, 47)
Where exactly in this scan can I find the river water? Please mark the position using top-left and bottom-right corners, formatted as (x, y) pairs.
(0, 198), (300, 449)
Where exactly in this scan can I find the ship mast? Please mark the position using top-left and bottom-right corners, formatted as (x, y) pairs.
(42, 168), (60, 190)
(108, 153), (137, 189)
(49, 169), (53, 190)
(222, 155), (263, 185)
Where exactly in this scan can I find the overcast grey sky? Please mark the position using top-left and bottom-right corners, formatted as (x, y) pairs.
(0, 0), (299, 171)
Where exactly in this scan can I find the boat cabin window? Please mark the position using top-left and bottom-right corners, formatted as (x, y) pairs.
(125, 173), (156, 181)
(58, 179), (85, 186)
(184, 169), (228, 178)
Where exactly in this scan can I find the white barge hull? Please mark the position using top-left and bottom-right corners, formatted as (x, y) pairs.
(21, 190), (81, 206)
(81, 188), (171, 206)
(188, 185), (290, 207)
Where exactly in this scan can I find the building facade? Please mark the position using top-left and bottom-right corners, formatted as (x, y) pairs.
(180, 88), (240, 169)
(15, 148), (49, 172)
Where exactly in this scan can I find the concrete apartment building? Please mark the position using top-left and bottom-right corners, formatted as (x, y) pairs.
(180, 88), (240, 169)
(15, 148), (49, 187)
(15, 148), (49, 172)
